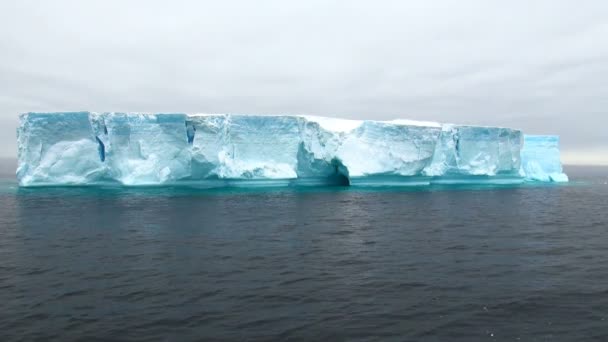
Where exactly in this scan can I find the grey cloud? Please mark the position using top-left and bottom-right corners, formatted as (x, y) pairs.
(0, 0), (606, 163)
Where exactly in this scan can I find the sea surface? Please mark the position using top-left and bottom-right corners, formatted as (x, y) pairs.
(1, 159), (607, 341)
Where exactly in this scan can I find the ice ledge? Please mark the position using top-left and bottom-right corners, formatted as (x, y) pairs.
(16, 112), (568, 187)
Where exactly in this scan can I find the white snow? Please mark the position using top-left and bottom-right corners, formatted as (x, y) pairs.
(299, 115), (363, 133)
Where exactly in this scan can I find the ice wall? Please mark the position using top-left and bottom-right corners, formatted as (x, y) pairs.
(17, 112), (106, 185)
(424, 125), (524, 184)
(16, 112), (567, 187)
(520, 135), (568, 182)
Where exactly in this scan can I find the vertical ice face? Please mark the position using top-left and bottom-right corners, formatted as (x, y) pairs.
(15, 112), (567, 187)
(187, 115), (227, 179)
(521, 135), (568, 182)
(17, 112), (106, 186)
(337, 121), (441, 177)
(102, 113), (192, 185)
(497, 128), (523, 174)
(189, 115), (302, 179)
(296, 118), (347, 181)
(218, 115), (301, 179)
(425, 125), (523, 179)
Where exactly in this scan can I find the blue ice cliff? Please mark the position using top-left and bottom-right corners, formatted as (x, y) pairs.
(16, 112), (568, 187)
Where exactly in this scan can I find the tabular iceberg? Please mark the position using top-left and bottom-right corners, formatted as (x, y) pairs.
(16, 112), (568, 187)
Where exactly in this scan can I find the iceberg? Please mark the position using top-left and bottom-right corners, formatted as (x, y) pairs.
(520, 135), (569, 182)
(16, 112), (568, 187)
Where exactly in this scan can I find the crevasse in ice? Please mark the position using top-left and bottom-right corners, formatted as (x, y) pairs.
(16, 112), (568, 187)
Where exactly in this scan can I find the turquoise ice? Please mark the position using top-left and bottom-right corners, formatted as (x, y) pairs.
(16, 112), (567, 187)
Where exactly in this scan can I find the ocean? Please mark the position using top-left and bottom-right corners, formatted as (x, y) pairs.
(1, 159), (607, 341)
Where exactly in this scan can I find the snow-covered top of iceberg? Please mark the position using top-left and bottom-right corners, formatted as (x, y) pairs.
(188, 113), (443, 133)
(16, 112), (567, 187)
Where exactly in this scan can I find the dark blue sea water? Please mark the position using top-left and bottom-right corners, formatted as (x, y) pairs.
(1, 159), (607, 341)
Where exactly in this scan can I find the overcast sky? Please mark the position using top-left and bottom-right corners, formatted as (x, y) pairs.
(0, 0), (606, 164)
